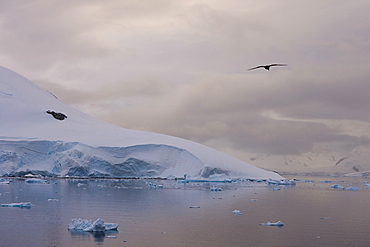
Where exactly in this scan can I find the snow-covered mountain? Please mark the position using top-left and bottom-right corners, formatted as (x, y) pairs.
(248, 144), (370, 177)
(0, 66), (282, 180)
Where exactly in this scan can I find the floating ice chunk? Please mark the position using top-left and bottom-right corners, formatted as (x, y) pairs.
(232, 210), (242, 215)
(48, 199), (59, 202)
(1, 202), (34, 208)
(190, 205), (201, 208)
(106, 236), (117, 239)
(0, 180), (11, 184)
(148, 183), (164, 189)
(365, 184), (370, 188)
(68, 218), (118, 232)
(210, 187), (223, 191)
(25, 178), (47, 184)
(268, 179), (296, 186)
(321, 217), (331, 220)
(345, 186), (359, 191)
(260, 221), (284, 226)
(330, 184), (344, 190)
(303, 180), (314, 183)
(272, 188), (281, 191)
(250, 199), (258, 202)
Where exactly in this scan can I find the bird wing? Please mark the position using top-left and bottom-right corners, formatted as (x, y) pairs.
(270, 64), (287, 67)
(248, 65), (264, 70)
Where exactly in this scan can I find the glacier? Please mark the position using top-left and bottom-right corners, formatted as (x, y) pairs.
(0, 66), (282, 180)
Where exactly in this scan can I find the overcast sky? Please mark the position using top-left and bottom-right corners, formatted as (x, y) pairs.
(1, 0), (370, 164)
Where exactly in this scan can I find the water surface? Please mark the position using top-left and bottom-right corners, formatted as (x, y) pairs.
(1, 177), (370, 247)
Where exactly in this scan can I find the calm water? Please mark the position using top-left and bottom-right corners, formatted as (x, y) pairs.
(1, 177), (370, 247)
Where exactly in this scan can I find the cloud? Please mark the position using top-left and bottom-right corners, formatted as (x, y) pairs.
(2, 0), (370, 164)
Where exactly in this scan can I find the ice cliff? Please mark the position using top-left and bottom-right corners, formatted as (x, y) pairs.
(0, 66), (282, 180)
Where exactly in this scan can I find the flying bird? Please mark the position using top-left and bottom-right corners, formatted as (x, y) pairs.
(248, 64), (287, 71)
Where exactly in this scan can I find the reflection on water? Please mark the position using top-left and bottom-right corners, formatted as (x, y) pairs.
(69, 230), (118, 244)
(1, 177), (370, 246)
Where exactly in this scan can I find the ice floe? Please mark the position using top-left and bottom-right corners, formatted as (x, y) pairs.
(232, 210), (242, 215)
(148, 183), (164, 189)
(345, 186), (359, 191)
(47, 199), (59, 202)
(68, 218), (118, 232)
(0, 179), (11, 184)
(210, 186), (223, 191)
(1, 202), (34, 208)
(330, 184), (345, 189)
(268, 179), (296, 186)
(260, 221), (284, 226)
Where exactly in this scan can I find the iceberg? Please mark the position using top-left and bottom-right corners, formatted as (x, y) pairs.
(0, 66), (283, 180)
(68, 218), (118, 232)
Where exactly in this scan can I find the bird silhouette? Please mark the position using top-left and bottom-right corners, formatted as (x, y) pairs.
(248, 64), (287, 71)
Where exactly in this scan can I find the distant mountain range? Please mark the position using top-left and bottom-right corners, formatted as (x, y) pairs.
(248, 144), (370, 177)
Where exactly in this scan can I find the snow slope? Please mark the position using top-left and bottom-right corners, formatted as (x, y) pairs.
(0, 66), (282, 180)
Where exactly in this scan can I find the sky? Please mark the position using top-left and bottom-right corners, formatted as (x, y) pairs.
(1, 0), (370, 167)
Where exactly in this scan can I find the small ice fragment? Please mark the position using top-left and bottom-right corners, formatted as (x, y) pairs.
(210, 187), (223, 191)
(260, 221), (284, 226)
(321, 217), (331, 220)
(77, 183), (85, 187)
(345, 186), (359, 191)
(48, 199), (59, 202)
(268, 179), (296, 185)
(148, 183), (163, 189)
(330, 184), (344, 190)
(232, 210), (242, 215)
(365, 183), (370, 188)
(190, 206), (200, 208)
(272, 188), (281, 191)
(106, 236), (117, 239)
(250, 199), (258, 202)
(1, 202), (34, 208)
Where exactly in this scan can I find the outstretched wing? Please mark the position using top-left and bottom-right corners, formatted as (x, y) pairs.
(270, 64), (287, 67)
(248, 65), (264, 71)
